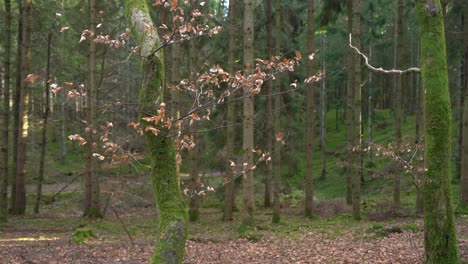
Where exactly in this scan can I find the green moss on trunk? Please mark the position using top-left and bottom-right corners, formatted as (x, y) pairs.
(416, 1), (460, 263)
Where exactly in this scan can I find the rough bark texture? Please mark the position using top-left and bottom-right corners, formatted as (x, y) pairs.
(224, 0), (237, 222)
(460, 1), (468, 212)
(416, 0), (460, 263)
(242, 0), (255, 227)
(84, 0), (101, 218)
(13, 0), (32, 215)
(345, 0), (354, 206)
(304, 0), (315, 218)
(272, 0), (282, 224)
(0, 0), (12, 223)
(34, 32), (52, 214)
(394, 0), (403, 208)
(351, 0), (362, 221)
(125, 1), (188, 263)
(263, 0), (273, 209)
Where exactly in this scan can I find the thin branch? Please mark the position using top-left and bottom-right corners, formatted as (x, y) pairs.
(349, 34), (420, 74)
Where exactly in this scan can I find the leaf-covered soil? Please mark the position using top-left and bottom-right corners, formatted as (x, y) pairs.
(1, 207), (467, 264)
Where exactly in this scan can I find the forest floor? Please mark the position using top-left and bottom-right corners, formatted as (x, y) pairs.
(1, 202), (467, 264)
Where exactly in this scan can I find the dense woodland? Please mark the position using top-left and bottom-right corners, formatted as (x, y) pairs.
(0, 0), (467, 263)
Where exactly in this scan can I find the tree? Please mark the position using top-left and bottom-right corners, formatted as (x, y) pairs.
(13, 0), (33, 215)
(393, 0), (403, 208)
(34, 32), (52, 214)
(416, 0), (460, 262)
(125, 1), (188, 262)
(460, 0), (468, 212)
(304, 0), (315, 218)
(0, 0), (12, 222)
(223, 0), (237, 222)
(242, 0), (255, 227)
(83, 0), (101, 218)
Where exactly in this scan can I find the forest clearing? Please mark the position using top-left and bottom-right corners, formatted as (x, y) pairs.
(2, 0), (468, 263)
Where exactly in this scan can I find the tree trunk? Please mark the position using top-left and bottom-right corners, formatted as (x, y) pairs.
(394, 0), (404, 209)
(459, 1), (468, 211)
(0, 0), (12, 222)
(13, 0), (32, 215)
(188, 33), (200, 222)
(10, 0), (23, 211)
(351, 0), (362, 221)
(224, 0), (237, 222)
(263, 0), (273, 209)
(125, 1), (188, 262)
(415, 37), (424, 214)
(345, 0), (354, 206)
(272, 0), (283, 224)
(241, 0), (255, 227)
(320, 34), (327, 181)
(84, 0), (101, 218)
(34, 32), (52, 214)
(304, 0), (315, 218)
(416, 0), (460, 262)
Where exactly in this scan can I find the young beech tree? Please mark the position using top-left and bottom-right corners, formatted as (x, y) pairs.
(125, 1), (188, 262)
(416, 0), (460, 262)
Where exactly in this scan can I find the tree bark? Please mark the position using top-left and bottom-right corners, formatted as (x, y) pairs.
(320, 34), (327, 181)
(345, 0), (354, 206)
(125, 1), (188, 262)
(34, 32), (52, 214)
(13, 0), (32, 215)
(394, 0), (404, 209)
(241, 0), (255, 227)
(0, 0), (12, 222)
(304, 0), (315, 218)
(416, 0), (460, 262)
(84, 0), (101, 218)
(351, 0), (362, 221)
(459, 1), (468, 211)
(263, 0), (273, 209)
(272, 0), (283, 224)
(224, 0), (237, 222)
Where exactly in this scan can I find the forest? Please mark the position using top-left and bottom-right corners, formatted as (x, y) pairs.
(0, 0), (467, 263)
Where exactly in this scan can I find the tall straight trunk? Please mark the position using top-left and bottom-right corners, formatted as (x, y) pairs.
(242, 0), (255, 227)
(263, 0), (273, 208)
(188, 35), (199, 222)
(460, 2), (468, 211)
(368, 42), (373, 160)
(351, 0), (362, 221)
(1, 0), (12, 222)
(125, 1), (188, 262)
(415, 37), (424, 214)
(345, 0), (354, 205)
(84, 0), (101, 218)
(394, 0), (404, 208)
(34, 33), (52, 214)
(416, 0), (460, 262)
(10, 0), (23, 212)
(304, 0), (315, 218)
(224, 0), (237, 221)
(320, 34), (327, 180)
(13, 0), (32, 215)
(271, 0), (282, 224)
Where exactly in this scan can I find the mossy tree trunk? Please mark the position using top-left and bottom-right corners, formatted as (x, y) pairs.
(0, 0), (12, 223)
(416, 0), (460, 262)
(125, 1), (188, 263)
(242, 0), (255, 227)
(304, 0), (315, 218)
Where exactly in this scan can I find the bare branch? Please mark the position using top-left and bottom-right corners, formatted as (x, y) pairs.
(349, 34), (420, 75)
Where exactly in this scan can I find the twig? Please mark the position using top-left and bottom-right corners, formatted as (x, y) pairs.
(349, 34), (420, 74)
(46, 173), (81, 204)
(111, 206), (135, 247)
